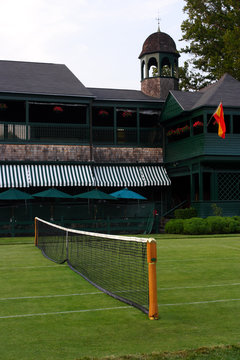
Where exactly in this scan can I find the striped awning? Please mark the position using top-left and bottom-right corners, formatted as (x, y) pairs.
(0, 164), (94, 188)
(140, 166), (171, 186)
(29, 165), (94, 187)
(0, 164), (170, 188)
(93, 165), (145, 187)
(0, 165), (30, 188)
(93, 165), (171, 187)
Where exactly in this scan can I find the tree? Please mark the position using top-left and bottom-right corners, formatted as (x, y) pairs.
(179, 0), (240, 90)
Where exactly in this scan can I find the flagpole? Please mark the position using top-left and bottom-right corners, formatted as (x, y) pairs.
(207, 114), (214, 127)
(207, 101), (223, 127)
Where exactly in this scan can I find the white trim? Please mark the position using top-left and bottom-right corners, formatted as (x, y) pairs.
(35, 216), (151, 243)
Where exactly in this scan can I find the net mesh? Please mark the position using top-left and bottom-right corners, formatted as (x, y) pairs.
(36, 217), (149, 314)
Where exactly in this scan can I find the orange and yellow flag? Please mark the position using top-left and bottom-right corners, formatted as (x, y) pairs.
(213, 102), (226, 139)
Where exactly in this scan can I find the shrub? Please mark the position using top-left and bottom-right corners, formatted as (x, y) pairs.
(211, 203), (223, 216)
(164, 216), (240, 235)
(222, 217), (240, 233)
(183, 217), (210, 235)
(206, 216), (226, 234)
(207, 216), (240, 234)
(165, 219), (184, 234)
(174, 207), (197, 219)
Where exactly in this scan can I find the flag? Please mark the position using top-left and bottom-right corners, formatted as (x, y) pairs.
(213, 102), (226, 139)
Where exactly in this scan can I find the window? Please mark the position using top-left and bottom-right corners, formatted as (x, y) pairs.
(148, 57), (158, 78)
(29, 103), (87, 124)
(161, 57), (171, 77)
(233, 115), (240, 133)
(192, 115), (204, 135)
(166, 121), (190, 142)
(141, 61), (145, 80)
(207, 114), (230, 134)
(173, 60), (178, 78)
(0, 100), (25, 123)
(93, 107), (114, 127)
(117, 109), (137, 128)
(116, 109), (137, 145)
(139, 110), (162, 146)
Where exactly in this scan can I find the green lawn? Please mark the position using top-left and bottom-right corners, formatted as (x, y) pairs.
(1, 234), (240, 360)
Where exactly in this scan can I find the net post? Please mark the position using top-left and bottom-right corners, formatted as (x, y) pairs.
(147, 238), (158, 320)
(34, 217), (38, 247)
(66, 231), (68, 259)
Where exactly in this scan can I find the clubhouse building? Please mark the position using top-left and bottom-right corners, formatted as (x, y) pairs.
(1, 28), (240, 235)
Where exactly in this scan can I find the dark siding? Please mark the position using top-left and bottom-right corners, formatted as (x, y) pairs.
(165, 134), (205, 162)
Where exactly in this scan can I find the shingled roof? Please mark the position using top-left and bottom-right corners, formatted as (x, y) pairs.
(88, 87), (163, 103)
(139, 31), (178, 58)
(170, 74), (240, 110)
(0, 60), (93, 98)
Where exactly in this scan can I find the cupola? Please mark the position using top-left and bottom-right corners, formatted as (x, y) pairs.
(139, 28), (180, 99)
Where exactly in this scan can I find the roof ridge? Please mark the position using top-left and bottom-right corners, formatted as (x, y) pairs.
(0, 59), (65, 67)
(193, 73), (240, 109)
(87, 87), (141, 92)
(199, 73), (238, 93)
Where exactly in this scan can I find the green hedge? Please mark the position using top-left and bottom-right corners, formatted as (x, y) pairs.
(165, 216), (240, 235)
(174, 207), (197, 219)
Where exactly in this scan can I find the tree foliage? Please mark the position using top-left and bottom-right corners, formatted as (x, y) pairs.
(179, 0), (240, 90)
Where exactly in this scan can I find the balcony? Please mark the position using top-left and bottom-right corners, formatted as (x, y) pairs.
(165, 133), (240, 163)
(0, 122), (162, 147)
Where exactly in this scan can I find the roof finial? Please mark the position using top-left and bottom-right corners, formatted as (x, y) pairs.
(156, 11), (161, 32)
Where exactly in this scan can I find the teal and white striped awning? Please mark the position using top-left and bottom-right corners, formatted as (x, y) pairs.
(0, 164), (94, 188)
(93, 165), (171, 187)
(140, 166), (170, 186)
(29, 165), (94, 187)
(93, 165), (146, 187)
(0, 164), (170, 188)
(0, 165), (30, 188)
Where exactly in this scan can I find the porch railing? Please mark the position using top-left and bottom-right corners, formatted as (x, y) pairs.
(0, 122), (162, 147)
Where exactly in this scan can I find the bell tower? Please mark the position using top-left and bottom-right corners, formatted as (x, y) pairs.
(139, 27), (180, 99)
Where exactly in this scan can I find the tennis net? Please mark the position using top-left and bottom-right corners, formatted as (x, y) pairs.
(35, 217), (158, 319)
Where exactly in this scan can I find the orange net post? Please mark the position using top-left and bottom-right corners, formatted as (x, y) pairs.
(147, 239), (158, 320)
(34, 217), (38, 247)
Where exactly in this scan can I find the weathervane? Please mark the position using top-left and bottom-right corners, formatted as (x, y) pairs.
(156, 11), (161, 32)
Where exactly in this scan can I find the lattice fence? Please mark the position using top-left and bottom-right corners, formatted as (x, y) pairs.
(217, 172), (240, 200)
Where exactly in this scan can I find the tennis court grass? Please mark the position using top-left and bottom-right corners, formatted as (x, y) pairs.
(1, 234), (240, 360)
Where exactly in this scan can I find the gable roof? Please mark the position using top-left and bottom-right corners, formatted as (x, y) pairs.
(87, 87), (163, 103)
(195, 73), (240, 108)
(170, 73), (240, 111)
(169, 91), (202, 111)
(0, 60), (93, 98)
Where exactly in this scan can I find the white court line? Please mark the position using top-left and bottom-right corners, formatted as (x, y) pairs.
(1, 282), (240, 302)
(1, 297), (240, 319)
(0, 306), (130, 319)
(0, 265), (60, 270)
(160, 282), (240, 291)
(0, 292), (102, 301)
(160, 256), (239, 263)
(160, 298), (240, 307)
(221, 245), (240, 251)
